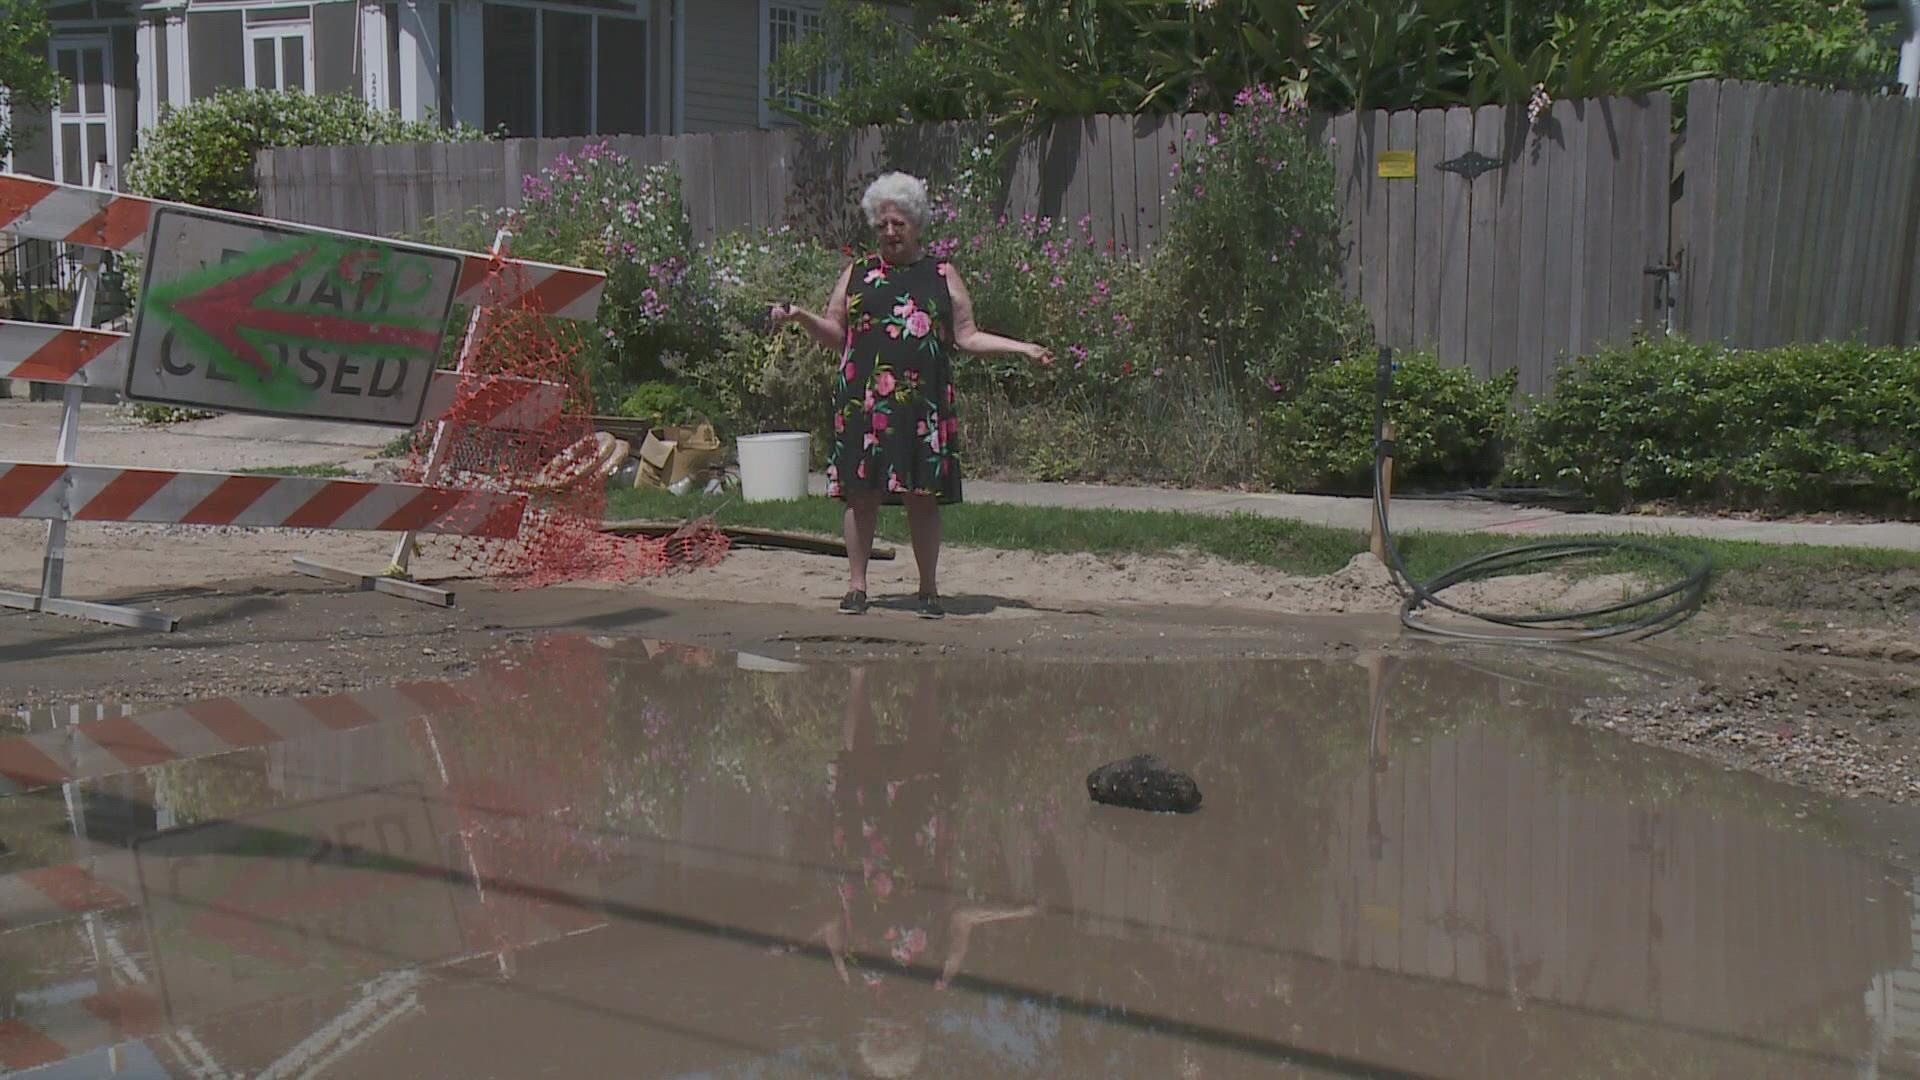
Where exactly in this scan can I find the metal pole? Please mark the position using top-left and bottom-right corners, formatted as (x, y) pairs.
(39, 162), (110, 602)
(388, 227), (509, 577)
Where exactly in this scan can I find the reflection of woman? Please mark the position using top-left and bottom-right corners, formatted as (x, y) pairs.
(809, 666), (1039, 1076)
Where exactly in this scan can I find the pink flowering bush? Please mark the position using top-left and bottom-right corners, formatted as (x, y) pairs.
(503, 142), (712, 391)
(1146, 83), (1368, 399)
(925, 193), (1153, 397)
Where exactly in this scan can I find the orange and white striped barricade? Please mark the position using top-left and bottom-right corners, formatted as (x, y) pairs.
(0, 171), (604, 629)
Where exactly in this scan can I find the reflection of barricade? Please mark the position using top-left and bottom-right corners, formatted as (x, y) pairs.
(0, 169), (608, 631)
(0, 642), (630, 1072)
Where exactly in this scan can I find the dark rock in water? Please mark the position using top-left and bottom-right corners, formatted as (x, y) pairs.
(1086, 755), (1202, 814)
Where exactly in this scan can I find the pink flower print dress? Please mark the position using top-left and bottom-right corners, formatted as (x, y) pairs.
(826, 254), (962, 505)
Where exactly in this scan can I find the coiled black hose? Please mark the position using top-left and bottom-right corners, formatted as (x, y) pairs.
(1370, 347), (1713, 643)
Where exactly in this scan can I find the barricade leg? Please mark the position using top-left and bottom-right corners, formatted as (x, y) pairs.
(6, 165), (176, 632)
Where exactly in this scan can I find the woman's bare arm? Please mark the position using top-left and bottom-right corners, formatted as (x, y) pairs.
(945, 266), (1053, 365)
(773, 263), (853, 351)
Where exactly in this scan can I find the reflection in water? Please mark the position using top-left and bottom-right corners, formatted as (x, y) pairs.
(0, 639), (1914, 1078)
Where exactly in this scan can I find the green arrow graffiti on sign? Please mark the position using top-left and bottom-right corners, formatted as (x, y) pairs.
(141, 232), (449, 409)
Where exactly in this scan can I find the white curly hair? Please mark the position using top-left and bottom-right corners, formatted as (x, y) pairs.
(861, 172), (931, 229)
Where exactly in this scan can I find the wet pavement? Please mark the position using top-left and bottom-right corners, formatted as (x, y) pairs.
(0, 637), (1916, 1078)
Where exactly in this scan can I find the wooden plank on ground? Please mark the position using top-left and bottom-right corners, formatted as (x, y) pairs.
(1517, 114), (1552, 397)
(1541, 100), (1577, 378)
(602, 520), (895, 560)
(1412, 108), (1447, 351)
(1385, 109), (1420, 349)
(1465, 106), (1504, 378)
(1436, 107), (1473, 365)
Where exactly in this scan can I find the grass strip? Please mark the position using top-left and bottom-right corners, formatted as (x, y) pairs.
(605, 488), (1920, 584)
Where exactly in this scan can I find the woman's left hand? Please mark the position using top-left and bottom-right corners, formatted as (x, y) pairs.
(1026, 343), (1054, 367)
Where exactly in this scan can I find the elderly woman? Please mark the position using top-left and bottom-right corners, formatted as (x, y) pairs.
(772, 172), (1051, 618)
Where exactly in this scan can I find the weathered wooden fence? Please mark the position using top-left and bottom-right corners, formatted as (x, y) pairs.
(1331, 95), (1672, 396)
(1676, 80), (1920, 349)
(254, 80), (1920, 388)
(255, 116), (1207, 251)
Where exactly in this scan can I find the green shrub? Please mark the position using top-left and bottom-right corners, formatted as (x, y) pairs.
(928, 183), (1155, 400)
(1145, 84), (1371, 399)
(616, 381), (722, 427)
(695, 228), (849, 436)
(1513, 338), (1920, 514)
(125, 89), (482, 212)
(1268, 352), (1515, 493)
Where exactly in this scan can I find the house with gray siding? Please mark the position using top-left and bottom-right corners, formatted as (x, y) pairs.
(5, 0), (844, 189)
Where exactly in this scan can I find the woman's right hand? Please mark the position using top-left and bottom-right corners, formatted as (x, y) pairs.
(769, 303), (799, 327)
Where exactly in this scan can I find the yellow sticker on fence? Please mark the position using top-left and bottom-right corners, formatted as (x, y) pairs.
(1377, 151), (1416, 179)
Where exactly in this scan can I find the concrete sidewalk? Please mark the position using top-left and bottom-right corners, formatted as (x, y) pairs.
(809, 476), (1920, 552)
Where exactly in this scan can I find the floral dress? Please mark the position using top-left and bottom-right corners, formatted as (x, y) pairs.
(826, 254), (962, 505)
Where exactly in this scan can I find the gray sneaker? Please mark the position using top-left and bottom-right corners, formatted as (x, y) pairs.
(839, 590), (869, 615)
(916, 593), (945, 620)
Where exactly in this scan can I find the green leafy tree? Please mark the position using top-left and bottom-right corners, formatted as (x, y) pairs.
(772, 0), (1897, 128)
(1582, 0), (1896, 93)
(0, 0), (65, 162)
(125, 89), (483, 212)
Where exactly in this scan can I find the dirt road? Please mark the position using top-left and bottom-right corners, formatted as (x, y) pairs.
(0, 400), (1914, 808)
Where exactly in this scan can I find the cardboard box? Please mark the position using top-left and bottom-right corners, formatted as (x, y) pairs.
(635, 421), (724, 489)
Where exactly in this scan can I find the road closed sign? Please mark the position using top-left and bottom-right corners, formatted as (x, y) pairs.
(126, 205), (462, 426)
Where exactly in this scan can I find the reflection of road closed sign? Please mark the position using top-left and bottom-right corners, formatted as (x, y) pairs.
(133, 785), (467, 1027)
(126, 206), (461, 426)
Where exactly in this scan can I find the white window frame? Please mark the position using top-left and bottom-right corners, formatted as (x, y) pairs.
(480, 0), (647, 138)
(243, 19), (317, 94)
(49, 33), (118, 189)
(758, 0), (830, 129)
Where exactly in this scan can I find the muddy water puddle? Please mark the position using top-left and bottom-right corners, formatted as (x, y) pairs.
(0, 637), (1914, 1078)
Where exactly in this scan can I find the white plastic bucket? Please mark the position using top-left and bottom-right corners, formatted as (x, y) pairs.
(736, 432), (810, 502)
